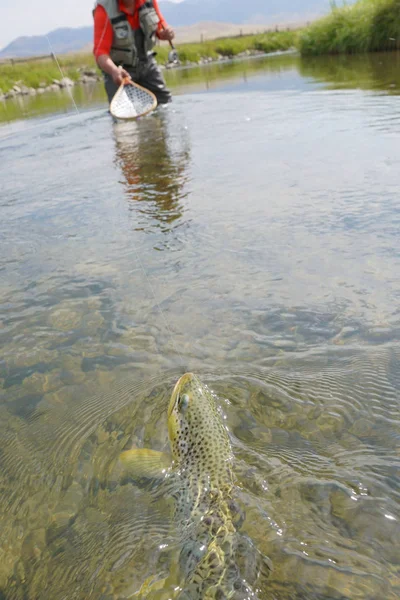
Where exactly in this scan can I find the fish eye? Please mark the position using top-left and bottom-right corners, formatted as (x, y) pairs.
(178, 393), (190, 412)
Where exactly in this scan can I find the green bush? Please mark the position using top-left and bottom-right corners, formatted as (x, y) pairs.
(299, 0), (400, 55)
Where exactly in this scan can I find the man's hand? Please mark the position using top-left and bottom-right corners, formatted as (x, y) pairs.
(112, 66), (131, 86)
(96, 55), (132, 86)
(158, 26), (175, 42)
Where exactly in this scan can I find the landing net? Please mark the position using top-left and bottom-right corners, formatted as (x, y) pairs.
(110, 79), (157, 120)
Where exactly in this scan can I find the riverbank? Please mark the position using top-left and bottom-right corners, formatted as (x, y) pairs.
(0, 53), (299, 124)
(0, 30), (297, 101)
(299, 0), (400, 56)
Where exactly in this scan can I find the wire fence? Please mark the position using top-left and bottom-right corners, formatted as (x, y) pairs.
(0, 53), (56, 65)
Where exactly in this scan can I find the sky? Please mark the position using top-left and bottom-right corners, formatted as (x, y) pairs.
(0, 0), (183, 50)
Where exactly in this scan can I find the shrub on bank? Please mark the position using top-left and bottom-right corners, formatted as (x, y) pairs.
(299, 0), (400, 55)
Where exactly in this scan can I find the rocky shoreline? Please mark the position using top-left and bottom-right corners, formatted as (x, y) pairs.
(0, 49), (275, 102)
(0, 68), (101, 101)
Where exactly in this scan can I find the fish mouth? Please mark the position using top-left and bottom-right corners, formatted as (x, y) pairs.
(168, 372), (195, 417)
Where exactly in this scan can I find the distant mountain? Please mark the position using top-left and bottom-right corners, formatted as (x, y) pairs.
(0, 0), (336, 58)
(0, 27), (92, 59)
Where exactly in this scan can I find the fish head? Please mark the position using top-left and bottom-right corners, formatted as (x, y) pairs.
(167, 373), (232, 471)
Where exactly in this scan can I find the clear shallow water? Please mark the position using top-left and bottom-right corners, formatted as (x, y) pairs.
(0, 53), (399, 599)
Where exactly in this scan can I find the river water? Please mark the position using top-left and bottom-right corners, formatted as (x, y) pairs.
(0, 52), (399, 599)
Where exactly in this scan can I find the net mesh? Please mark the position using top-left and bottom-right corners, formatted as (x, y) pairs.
(110, 82), (157, 120)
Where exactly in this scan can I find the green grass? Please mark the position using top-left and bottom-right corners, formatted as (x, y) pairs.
(154, 31), (297, 63)
(0, 55), (96, 92)
(299, 0), (400, 55)
(0, 30), (297, 93)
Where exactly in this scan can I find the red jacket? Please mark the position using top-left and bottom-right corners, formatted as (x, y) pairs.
(93, 0), (167, 58)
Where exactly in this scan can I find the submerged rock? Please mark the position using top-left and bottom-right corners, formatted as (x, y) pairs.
(21, 528), (46, 562)
(272, 339), (297, 350)
(11, 348), (58, 370)
(81, 311), (105, 335)
(22, 371), (64, 395)
(48, 307), (82, 331)
(52, 482), (84, 529)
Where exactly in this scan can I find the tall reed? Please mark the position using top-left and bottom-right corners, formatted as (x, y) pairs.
(299, 0), (400, 55)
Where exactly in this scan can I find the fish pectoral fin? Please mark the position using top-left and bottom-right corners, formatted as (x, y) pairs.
(131, 570), (181, 599)
(130, 575), (167, 598)
(119, 448), (172, 482)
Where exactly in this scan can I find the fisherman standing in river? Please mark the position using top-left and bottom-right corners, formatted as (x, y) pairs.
(93, 0), (175, 105)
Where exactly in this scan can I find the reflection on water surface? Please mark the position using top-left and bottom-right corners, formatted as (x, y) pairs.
(113, 115), (190, 243)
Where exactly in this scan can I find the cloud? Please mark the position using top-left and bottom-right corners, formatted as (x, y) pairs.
(0, 0), (96, 49)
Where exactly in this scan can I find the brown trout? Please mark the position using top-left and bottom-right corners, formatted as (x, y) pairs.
(120, 373), (266, 599)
